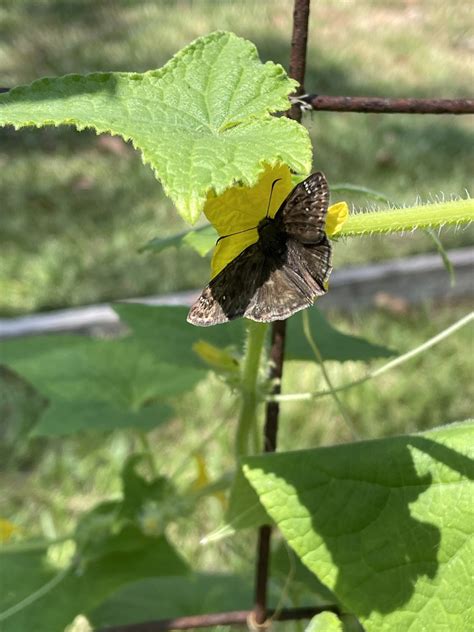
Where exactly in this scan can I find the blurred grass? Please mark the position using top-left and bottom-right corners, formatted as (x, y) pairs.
(0, 0), (473, 314)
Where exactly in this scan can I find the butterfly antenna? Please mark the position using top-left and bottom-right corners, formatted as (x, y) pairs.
(265, 178), (282, 218)
(216, 226), (257, 244)
(216, 178), (282, 243)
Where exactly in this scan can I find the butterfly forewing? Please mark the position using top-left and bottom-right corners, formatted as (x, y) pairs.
(187, 243), (268, 326)
(187, 172), (333, 326)
(278, 171), (329, 244)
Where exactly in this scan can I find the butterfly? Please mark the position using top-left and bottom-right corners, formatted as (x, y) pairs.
(187, 172), (333, 326)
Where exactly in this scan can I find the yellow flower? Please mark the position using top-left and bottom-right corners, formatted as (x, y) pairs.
(325, 201), (349, 237)
(204, 164), (348, 277)
(191, 454), (226, 508)
(192, 340), (239, 372)
(0, 518), (18, 543)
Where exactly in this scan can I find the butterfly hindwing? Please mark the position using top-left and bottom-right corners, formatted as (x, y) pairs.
(244, 251), (314, 321)
(294, 236), (333, 291)
(277, 171), (329, 244)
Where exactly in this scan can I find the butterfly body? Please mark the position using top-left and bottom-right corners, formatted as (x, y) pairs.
(187, 172), (332, 327)
(257, 216), (287, 258)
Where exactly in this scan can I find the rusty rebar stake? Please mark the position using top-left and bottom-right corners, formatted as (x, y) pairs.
(98, 605), (341, 632)
(252, 0), (311, 627)
(296, 94), (474, 114)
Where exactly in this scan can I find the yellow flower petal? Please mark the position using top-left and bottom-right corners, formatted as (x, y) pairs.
(211, 230), (258, 280)
(192, 453), (210, 490)
(0, 518), (18, 543)
(326, 201), (349, 237)
(191, 454), (226, 508)
(205, 164), (294, 277)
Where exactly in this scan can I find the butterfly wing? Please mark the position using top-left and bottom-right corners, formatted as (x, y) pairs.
(187, 242), (270, 326)
(188, 237), (332, 326)
(243, 236), (332, 322)
(276, 171), (329, 244)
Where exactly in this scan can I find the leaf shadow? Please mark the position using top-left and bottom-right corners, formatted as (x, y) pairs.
(250, 431), (472, 620)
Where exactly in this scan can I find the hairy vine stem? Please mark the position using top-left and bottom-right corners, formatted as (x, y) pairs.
(236, 321), (268, 457)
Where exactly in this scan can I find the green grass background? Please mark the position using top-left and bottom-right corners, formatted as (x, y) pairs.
(0, 0), (473, 622)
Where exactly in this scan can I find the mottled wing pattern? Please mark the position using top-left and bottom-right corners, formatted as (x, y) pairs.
(277, 171), (329, 244)
(296, 236), (332, 292)
(187, 242), (269, 326)
(187, 171), (333, 326)
(244, 236), (332, 321)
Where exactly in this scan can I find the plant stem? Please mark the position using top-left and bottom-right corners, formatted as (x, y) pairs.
(137, 430), (158, 478)
(272, 311), (474, 403)
(253, 0), (310, 626)
(235, 320), (268, 457)
(302, 310), (359, 439)
(339, 198), (473, 237)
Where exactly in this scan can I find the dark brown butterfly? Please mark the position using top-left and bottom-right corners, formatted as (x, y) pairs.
(187, 172), (332, 326)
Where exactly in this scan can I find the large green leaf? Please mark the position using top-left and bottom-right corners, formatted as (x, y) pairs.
(0, 31), (311, 223)
(0, 336), (203, 436)
(0, 535), (188, 632)
(114, 304), (394, 367)
(240, 421), (474, 632)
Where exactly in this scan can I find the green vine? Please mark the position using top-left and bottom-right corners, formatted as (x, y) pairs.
(339, 198), (473, 237)
(235, 321), (268, 457)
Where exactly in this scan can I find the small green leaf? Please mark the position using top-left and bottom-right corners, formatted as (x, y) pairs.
(139, 230), (192, 255)
(181, 225), (218, 256)
(0, 32), (311, 223)
(242, 421), (474, 632)
(332, 183), (394, 205)
(120, 455), (172, 517)
(141, 225), (218, 257)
